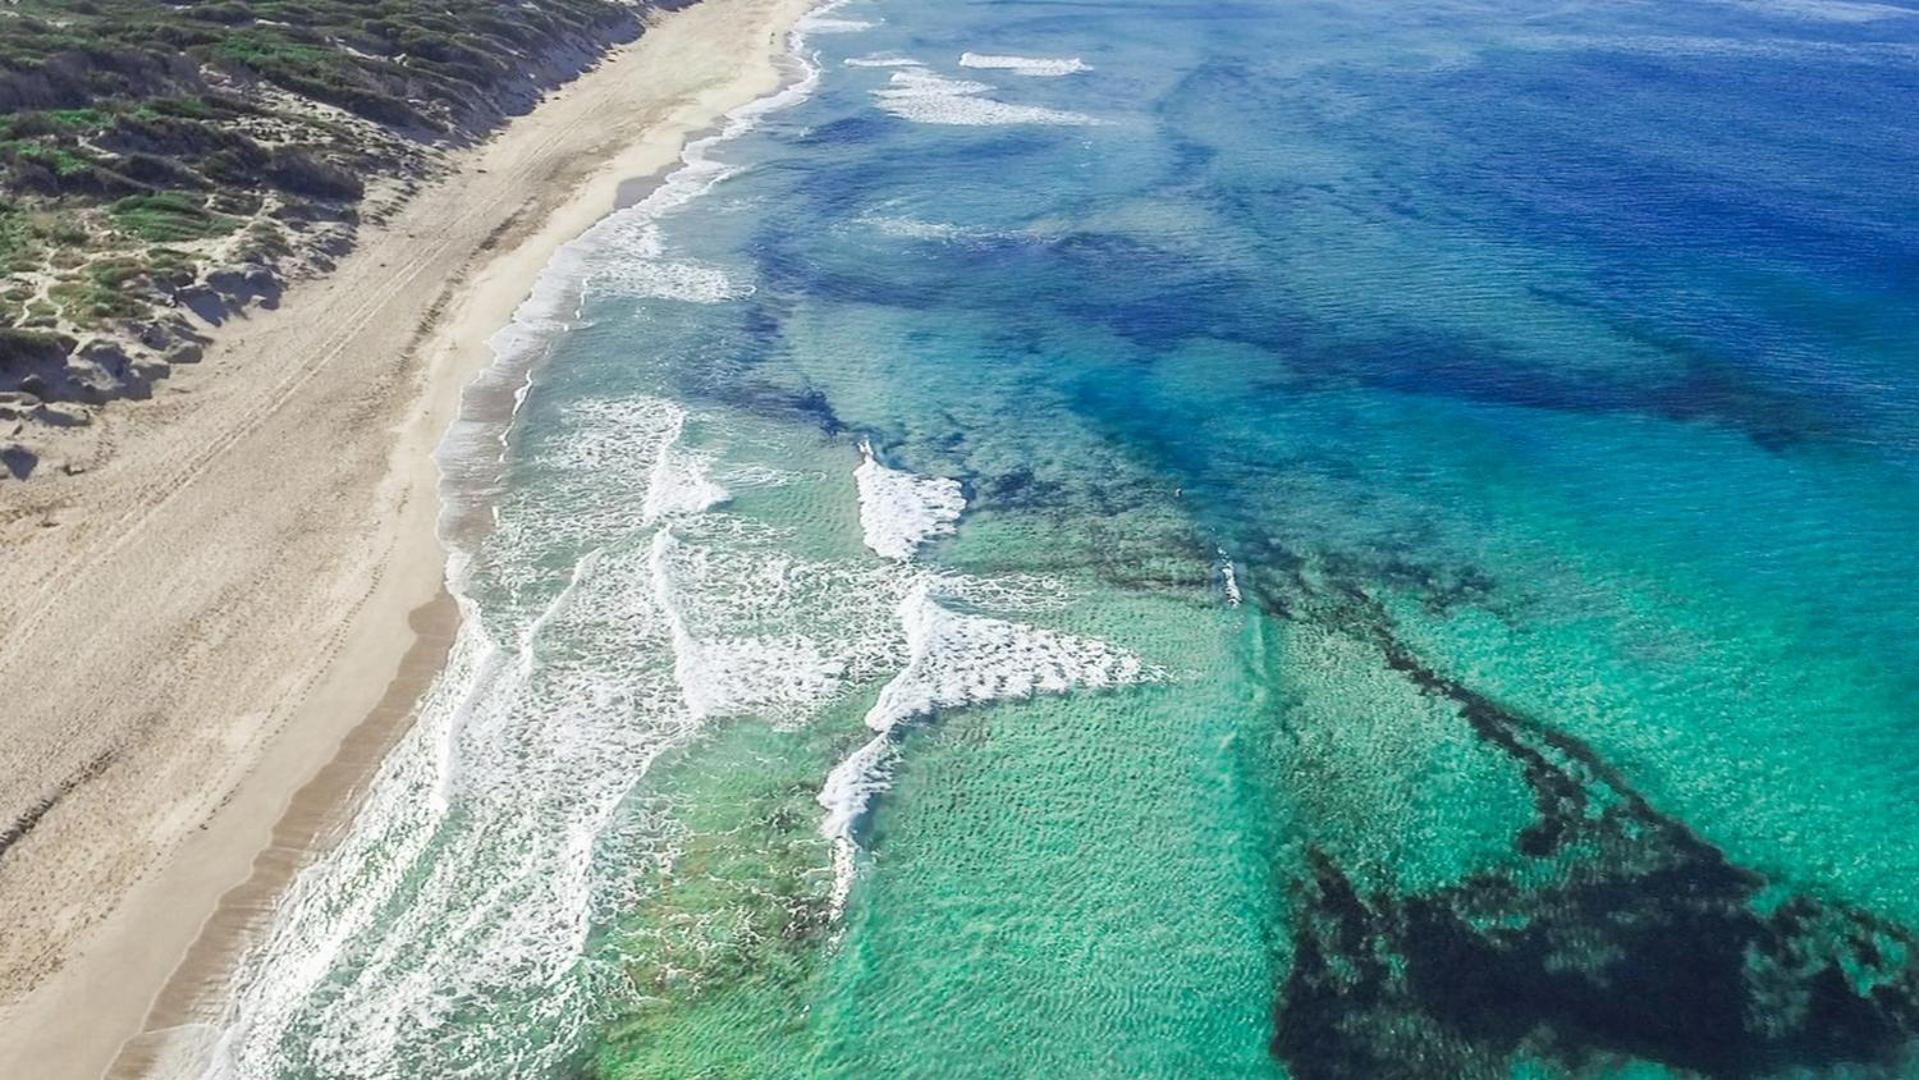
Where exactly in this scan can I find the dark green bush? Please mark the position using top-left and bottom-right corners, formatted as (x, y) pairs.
(108, 192), (240, 242)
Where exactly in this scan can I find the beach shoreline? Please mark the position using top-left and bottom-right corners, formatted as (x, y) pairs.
(0, 0), (816, 1074)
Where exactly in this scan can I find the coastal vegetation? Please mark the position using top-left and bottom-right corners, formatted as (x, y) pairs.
(0, 0), (673, 468)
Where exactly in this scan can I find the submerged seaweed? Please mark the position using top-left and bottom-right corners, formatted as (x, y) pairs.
(1261, 581), (1919, 1079)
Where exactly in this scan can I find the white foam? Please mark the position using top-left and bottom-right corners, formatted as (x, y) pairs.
(845, 53), (923, 67)
(590, 258), (752, 304)
(207, 4), (855, 1074)
(524, 551), (599, 679)
(872, 68), (1105, 127)
(1218, 549), (1242, 608)
(484, 396), (728, 574)
(801, 15), (876, 32)
(210, 421), (747, 1077)
(959, 52), (1090, 76)
(817, 733), (895, 913)
(550, 396), (687, 474)
(218, 514), (898, 1076)
(856, 209), (1061, 246)
(642, 411), (729, 525)
(854, 439), (965, 560)
(1729, 0), (1916, 21)
(1515, 31), (1919, 63)
(555, 0), (870, 306)
(649, 530), (851, 721)
(868, 581), (1151, 734)
(209, 607), (547, 1078)
(863, 215), (972, 240)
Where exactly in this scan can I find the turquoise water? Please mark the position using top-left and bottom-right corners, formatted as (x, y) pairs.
(212, 0), (1919, 1076)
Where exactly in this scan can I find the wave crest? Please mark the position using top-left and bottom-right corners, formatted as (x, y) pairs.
(959, 52), (1091, 76)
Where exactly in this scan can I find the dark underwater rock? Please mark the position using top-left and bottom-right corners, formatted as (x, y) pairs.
(1265, 589), (1919, 1079)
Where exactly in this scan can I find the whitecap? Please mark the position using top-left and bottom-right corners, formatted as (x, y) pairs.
(873, 68), (1105, 127)
(959, 52), (1091, 76)
(845, 53), (924, 67)
(649, 530), (851, 721)
(866, 580), (1150, 733)
(818, 733), (897, 912)
(801, 14), (876, 33)
(853, 439), (965, 560)
(642, 420), (729, 524)
(1218, 551), (1242, 608)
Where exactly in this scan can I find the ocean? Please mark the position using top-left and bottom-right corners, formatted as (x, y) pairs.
(208, 0), (1919, 1076)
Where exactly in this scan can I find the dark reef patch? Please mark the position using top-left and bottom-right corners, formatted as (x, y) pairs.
(1262, 582), (1919, 1079)
(712, 379), (844, 437)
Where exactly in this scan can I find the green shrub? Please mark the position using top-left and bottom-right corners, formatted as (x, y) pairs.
(22, 299), (60, 327)
(191, 2), (256, 26)
(0, 203), (29, 264)
(38, 215), (92, 247)
(45, 108), (113, 133)
(146, 246), (199, 286)
(17, 144), (96, 179)
(49, 275), (146, 321)
(108, 192), (240, 242)
(85, 255), (148, 288)
(0, 0), (647, 316)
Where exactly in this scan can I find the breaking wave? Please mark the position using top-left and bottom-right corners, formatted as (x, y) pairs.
(959, 52), (1090, 76)
(872, 67), (1105, 126)
(854, 438), (965, 560)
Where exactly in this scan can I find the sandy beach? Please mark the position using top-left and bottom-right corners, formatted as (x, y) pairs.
(0, 0), (815, 1073)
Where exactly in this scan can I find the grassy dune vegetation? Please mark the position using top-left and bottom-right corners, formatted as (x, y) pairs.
(0, 0), (667, 438)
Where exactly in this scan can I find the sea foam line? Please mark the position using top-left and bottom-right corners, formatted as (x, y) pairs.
(567, 0), (874, 304)
(1218, 549), (1242, 608)
(206, 3), (855, 1075)
(958, 52), (1090, 76)
(872, 67), (1106, 127)
(845, 53), (923, 67)
(210, 406), (718, 1079)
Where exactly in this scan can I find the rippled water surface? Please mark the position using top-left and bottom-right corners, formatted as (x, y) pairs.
(214, 0), (1919, 1076)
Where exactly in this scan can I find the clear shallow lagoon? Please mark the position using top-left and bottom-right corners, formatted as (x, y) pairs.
(214, 0), (1919, 1076)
